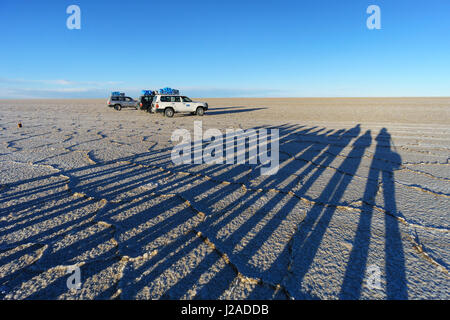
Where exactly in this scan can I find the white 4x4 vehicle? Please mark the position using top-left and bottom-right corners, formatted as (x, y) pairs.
(151, 95), (208, 117)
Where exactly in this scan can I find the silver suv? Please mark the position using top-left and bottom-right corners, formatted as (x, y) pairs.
(107, 95), (138, 111)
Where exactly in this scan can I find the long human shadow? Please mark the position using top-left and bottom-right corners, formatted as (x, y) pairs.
(0, 123), (402, 300)
(117, 123), (372, 299)
(237, 128), (369, 298)
(157, 125), (364, 299)
(0, 123), (345, 299)
(339, 128), (407, 299)
(114, 124), (327, 298)
(99, 123), (353, 299)
(212, 126), (361, 257)
(0, 124), (298, 298)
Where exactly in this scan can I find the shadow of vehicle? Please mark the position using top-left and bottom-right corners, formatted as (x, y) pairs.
(205, 107), (267, 116)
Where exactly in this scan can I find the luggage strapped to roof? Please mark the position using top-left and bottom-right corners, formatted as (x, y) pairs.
(159, 87), (180, 95)
(141, 90), (155, 96)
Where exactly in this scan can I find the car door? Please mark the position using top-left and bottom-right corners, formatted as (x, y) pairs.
(172, 96), (182, 111)
(145, 96), (153, 109)
(159, 95), (173, 110)
(151, 96), (158, 111)
(181, 96), (194, 111)
(125, 97), (134, 107)
(110, 96), (119, 105)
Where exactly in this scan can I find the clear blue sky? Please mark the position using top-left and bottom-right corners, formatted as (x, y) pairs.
(0, 0), (449, 98)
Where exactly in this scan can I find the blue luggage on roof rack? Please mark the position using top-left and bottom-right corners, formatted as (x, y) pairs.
(141, 90), (154, 96)
(159, 87), (179, 95)
(111, 91), (125, 96)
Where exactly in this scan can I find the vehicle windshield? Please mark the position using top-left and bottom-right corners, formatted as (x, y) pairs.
(182, 96), (192, 102)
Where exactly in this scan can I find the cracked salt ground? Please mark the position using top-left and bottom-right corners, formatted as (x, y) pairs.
(4, 150), (99, 172)
(33, 221), (118, 267)
(3, 258), (125, 299)
(0, 99), (449, 299)
(283, 206), (449, 299)
(201, 191), (311, 280)
(0, 195), (105, 246)
(394, 170), (449, 196)
(120, 233), (236, 299)
(404, 163), (450, 180)
(64, 162), (173, 202)
(372, 184), (449, 229)
(98, 195), (205, 258)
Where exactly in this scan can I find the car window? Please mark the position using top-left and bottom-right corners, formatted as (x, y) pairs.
(125, 97), (132, 101)
(111, 97), (118, 101)
(173, 96), (181, 102)
(182, 96), (192, 102)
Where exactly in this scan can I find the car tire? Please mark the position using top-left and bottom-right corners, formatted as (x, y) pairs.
(196, 107), (205, 116)
(164, 108), (174, 117)
(114, 104), (122, 111)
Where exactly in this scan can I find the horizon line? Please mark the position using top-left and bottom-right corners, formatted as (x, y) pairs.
(1, 96), (449, 100)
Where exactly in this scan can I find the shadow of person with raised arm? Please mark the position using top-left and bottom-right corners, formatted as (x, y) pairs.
(339, 128), (408, 299)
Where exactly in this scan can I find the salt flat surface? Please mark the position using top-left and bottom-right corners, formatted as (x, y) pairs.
(0, 98), (449, 299)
